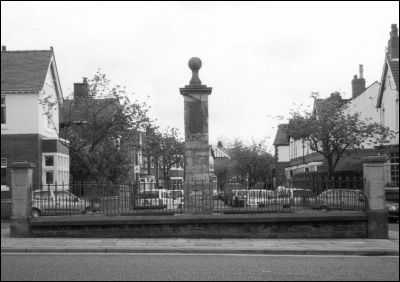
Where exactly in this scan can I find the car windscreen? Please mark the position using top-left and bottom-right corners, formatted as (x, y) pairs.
(169, 191), (183, 197)
(248, 190), (266, 197)
(54, 191), (77, 200)
(292, 190), (313, 197)
(234, 190), (248, 197)
(33, 191), (51, 200)
(138, 191), (159, 199)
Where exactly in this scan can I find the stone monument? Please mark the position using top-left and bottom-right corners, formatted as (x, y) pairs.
(180, 57), (213, 214)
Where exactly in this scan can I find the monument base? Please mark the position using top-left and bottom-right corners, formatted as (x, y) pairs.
(184, 181), (214, 215)
(10, 216), (30, 238)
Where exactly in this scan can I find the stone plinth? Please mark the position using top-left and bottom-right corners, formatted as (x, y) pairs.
(9, 161), (35, 237)
(363, 155), (388, 239)
(180, 57), (213, 214)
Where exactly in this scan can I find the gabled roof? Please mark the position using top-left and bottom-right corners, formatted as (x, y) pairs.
(273, 124), (289, 146)
(377, 57), (399, 108)
(211, 144), (231, 159)
(312, 95), (350, 116)
(1, 49), (62, 99)
(60, 97), (120, 125)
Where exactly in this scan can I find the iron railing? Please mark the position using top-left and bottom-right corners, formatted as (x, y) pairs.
(30, 178), (365, 217)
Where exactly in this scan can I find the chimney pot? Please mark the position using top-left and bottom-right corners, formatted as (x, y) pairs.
(388, 24), (399, 59)
(352, 65), (366, 99)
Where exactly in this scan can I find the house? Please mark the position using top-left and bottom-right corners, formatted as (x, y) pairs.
(212, 141), (231, 159)
(282, 64), (389, 178)
(272, 124), (290, 179)
(61, 78), (142, 183)
(376, 24), (399, 187)
(1, 46), (69, 191)
(139, 152), (184, 190)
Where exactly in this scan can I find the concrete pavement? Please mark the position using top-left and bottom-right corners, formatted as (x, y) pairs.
(1, 221), (399, 256)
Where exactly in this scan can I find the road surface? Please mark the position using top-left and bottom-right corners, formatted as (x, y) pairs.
(1, 253), (399, 281)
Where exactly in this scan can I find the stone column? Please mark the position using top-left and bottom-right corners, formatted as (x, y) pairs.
(9, 161), (35, 238)
(363, 155), (388, 239)
(180, 57), (213, 214)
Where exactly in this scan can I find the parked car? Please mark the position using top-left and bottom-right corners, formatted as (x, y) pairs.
(247, 189), (274, 207)
(231, 189), (248, 207)
(31, 190), (100, 217)
(387, 201), (399, 222)
(167, 189), (184, 209)
(134, 189), (172, 209)
(257, 188), (315, 208)
(312, 189), (365, 211)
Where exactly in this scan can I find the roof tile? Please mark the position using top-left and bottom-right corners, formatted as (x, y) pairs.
(1, 50), (53, 92)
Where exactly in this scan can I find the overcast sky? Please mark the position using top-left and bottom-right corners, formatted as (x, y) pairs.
(1, 1), (399, 152)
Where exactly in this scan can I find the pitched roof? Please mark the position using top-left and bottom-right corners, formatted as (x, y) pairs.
(312, 95), (350, 115)
(60, 97), (120, 125)
(1, 50), (53, 93)
(212, 144), (231, 159)
(273, 124), (289, 146)
(377, 57), (399, 108)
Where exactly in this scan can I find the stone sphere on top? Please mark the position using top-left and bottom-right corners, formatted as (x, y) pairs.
(188, 57), (202, 71)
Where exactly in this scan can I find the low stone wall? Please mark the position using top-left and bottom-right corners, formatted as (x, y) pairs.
(30, 212), (368, 238)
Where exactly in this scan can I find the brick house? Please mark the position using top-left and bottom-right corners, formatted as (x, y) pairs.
(1, 46), (69, 197)
(61, 78), (143, 183)
(272, 124), (290, 179)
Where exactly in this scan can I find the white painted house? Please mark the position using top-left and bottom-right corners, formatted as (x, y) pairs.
(1, 46), (69, 189)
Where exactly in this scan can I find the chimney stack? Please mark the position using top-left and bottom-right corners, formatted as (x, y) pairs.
(351, 64), (366, 99)
(387, 24), (399, 59)
(73, 77), (90, 100)
(1, 46), (6, 52)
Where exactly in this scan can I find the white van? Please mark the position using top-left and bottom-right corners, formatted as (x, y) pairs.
(134, 189), (171, 209)
(247, 189), (274, 207)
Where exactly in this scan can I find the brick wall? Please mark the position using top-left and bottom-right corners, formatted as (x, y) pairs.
(1, 134), (41, 187)
(29, 213), (368, 238)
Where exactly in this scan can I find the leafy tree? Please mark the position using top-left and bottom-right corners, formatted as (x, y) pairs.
(142, 126), (184, 188)
(286, 92), (395, 174)
(41, 71), (152, 183)
(226, 138), (274, 187)
(213, 157), (235, 191)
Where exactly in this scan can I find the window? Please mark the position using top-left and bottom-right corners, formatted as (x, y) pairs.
(33, 191), (51, 201)
(45, 156), (54, 166)
(45, 171), (53, 184)
(1, 158), (7, 186)
(1, 96), (5, 124)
